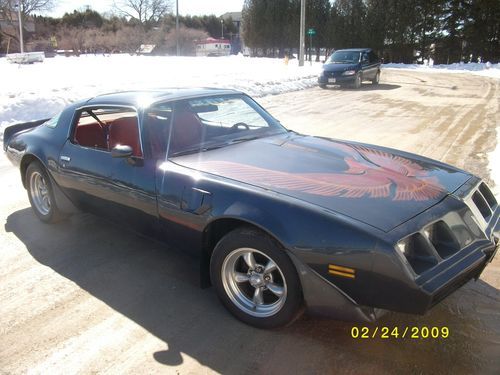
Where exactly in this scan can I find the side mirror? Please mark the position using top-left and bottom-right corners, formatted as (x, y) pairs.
(111, 144), (133, 158)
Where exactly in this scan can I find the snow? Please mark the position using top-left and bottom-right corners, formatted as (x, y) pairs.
(383, 61), (500, 79)
(0, 54), (322, 136)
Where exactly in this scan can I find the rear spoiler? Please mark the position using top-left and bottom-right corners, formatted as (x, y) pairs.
(3, 118), (49, 151)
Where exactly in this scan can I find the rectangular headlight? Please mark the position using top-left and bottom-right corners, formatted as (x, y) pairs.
(396, 239), (408, 255)
(342, 70), (356, 76)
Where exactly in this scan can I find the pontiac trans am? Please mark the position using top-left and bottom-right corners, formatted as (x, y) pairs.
(3, 89), (499, 328)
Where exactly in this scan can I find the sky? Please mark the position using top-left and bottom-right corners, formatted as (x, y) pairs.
(49, 0), (245, 17)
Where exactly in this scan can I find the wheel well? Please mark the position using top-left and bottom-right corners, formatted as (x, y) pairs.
(200, 218), (284, 288)
(20, 155), (41, 188)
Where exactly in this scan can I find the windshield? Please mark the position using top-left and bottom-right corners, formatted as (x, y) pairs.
(143, 94), (287, 158)
(328, 51), (361, 64)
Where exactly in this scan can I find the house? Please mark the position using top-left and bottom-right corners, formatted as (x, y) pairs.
(196, 38), (231, 57)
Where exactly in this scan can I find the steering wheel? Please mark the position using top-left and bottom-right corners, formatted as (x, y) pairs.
(231, 122), (250, 130)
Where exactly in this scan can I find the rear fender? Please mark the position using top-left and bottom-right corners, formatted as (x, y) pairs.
(3, 119), (49, 151)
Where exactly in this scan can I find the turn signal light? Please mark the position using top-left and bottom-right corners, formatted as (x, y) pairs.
(328, 264), (355, 279)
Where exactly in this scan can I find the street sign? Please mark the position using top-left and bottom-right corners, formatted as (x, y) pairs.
(307, 28), (316, 36)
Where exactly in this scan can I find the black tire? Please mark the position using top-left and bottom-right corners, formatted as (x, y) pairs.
(372, 71), (380, 85)
(26, 162), (65, 223)
(210, 227), (303, 329)
(353, 73), (362, 89)
(319, 84), (327, 89)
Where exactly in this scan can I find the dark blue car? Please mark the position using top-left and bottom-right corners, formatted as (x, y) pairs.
(3, 89), (499, 328)
(318, 48), (381, 89)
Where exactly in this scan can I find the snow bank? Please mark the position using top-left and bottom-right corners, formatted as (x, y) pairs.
(0, 54), (322, 136)
(383, 61), (500, 79)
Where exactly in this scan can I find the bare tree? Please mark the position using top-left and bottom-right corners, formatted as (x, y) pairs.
(0, 0), (56, 42)
(56, 26), (85, 55)
(163, 25), (208, 55)
(113, 0), (172, 25)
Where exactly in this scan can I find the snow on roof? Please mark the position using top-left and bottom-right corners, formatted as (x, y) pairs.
(197, 38), (231, 45)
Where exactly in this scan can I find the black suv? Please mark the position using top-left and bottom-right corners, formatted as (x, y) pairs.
(318, 48), (381, 89)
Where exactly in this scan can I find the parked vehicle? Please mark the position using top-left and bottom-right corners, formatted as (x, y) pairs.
(4, 89), (499, 328)
(318, 48), (381, 89)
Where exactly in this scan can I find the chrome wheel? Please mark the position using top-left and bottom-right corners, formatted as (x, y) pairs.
(29, 171), (51, 215)
(221, 247), (287, 317)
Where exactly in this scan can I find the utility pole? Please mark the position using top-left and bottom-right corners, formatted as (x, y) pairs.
(176, 0), (180, 56)
(16, 1), (24, 53)
(299, 0), (306, 66)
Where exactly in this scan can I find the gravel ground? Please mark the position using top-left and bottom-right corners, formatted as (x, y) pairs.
(1, 69), (499, 374)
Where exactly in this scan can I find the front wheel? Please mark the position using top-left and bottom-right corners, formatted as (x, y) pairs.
(353, 74), (362, 89)
(210, 227), (303, 328)
(26, 162), (65, 223)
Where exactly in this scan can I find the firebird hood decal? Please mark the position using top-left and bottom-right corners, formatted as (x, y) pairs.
(194, 144), (445, 202)
(175, 134), (471, 231)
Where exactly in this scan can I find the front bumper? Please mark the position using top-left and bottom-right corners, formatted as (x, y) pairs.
(318, 73), (357, 85)
(414, 234), (498, 313)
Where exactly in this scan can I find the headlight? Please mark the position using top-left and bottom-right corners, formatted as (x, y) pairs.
(342, 70), (356, 76)
(396, 238), (409, 255)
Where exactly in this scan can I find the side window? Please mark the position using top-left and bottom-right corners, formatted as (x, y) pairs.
(369, 51), (379, 63)
(44, 112), (62, 128)
(72, 108), (142, 157)
(143, 103), (173, 159)
(361, 53), (369, 64)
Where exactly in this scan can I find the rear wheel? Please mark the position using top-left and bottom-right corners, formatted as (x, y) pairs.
(26, 162), (65, 223)
(210, 227), (303, 328)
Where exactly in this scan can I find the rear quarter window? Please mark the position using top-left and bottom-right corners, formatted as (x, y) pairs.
(44, 112), (62, 128)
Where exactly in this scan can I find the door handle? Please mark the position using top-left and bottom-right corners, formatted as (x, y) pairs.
(60, 155), (71, 162)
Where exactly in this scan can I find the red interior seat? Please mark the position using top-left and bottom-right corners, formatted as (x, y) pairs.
(109, 117), (142, 157)
(74, 123), (107, 149)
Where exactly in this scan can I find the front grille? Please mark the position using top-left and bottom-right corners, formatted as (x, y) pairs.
(397, 181), (496, 276)
(324, 71), (342, 78)
(470, 182), (497, 220)
(399, 221), (461, 275)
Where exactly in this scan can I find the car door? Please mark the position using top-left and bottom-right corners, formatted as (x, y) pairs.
(142, 100), (208, 252)
(57, 105), (158, 233)
(56, 106), (117, 213)
(361, 51), (378, 80)
(360, 52), (371, 79)
(369, 51), (380, 78)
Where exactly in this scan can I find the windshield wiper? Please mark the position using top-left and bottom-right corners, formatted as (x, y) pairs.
(229, 135), (261, 144)
(170, 144), (224, 157)
(170, 135), (267, 157)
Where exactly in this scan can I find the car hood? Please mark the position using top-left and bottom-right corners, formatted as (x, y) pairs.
(174, 133), (471, 232)
(322, 63), (359, 72)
